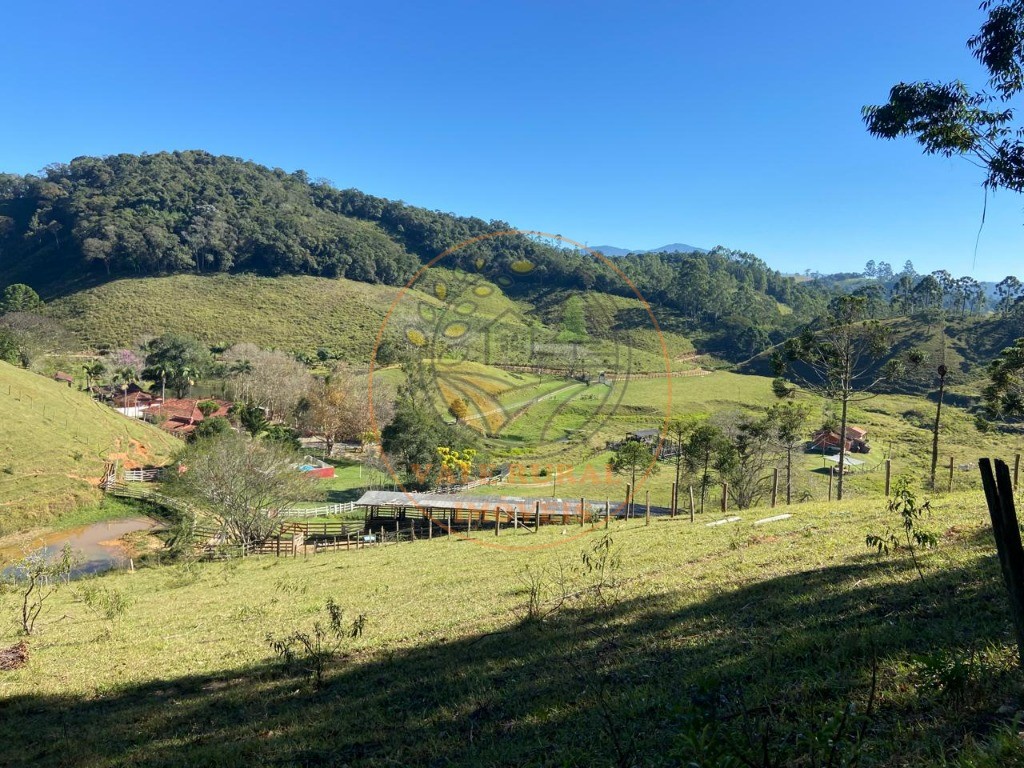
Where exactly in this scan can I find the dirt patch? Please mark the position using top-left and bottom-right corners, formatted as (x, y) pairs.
(0, 641), (28, 671)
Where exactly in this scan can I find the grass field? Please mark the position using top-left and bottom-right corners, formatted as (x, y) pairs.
(44, 273), (445, 360)
(0, 362), (180, 535)
(1, 491), (1022, 766)
(452, 370), (1024, 507)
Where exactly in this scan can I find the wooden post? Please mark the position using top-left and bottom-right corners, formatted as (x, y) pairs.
(605, 499), (610, 530)
(428, 514), (433, 539)
(1015, 454), (1021, 491)
(949, 455), (955, 493)
(720, 483), (728, 515)
(379, 526), (384, 546)
(468, 508), (472, 534)
(884, 459), (892, 497)
(495, 509), (500, 536)
(770, 468), (779, 509)
(625, 484), (632, 519)
(534, 501), (540, 532)
(580, 497), (586, 527)
(671, 482), (677, 518)
(979, 458), (1024, 670)
(688, 485), (695, 522)
(645, 490), (650, 526)
(828, 469), (833, 502)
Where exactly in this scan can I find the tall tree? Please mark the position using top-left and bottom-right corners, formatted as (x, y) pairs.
(682, 423), (732, 514)
(765, 401), (811, 505)
(0, 284), (42, 313)
(983, 338), (1024, 424)
(864, 1), (1024, 195)
(773, 295), (915, 500)
(608, 440), (658, 517)
(144, 334), (213, 398)
(167, 431), (313, 549)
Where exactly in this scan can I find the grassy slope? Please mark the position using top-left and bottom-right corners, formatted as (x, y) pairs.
(44, 273), (445, 360)
(473, 371), (1023, 504)
(43, 270), (700, 374)
(0, 362), (180, 534)
(0, 492), (1021, 766)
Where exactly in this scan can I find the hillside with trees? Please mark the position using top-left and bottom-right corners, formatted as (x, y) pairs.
(0, 151), (830, 362)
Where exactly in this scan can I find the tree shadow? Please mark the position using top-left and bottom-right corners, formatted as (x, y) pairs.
(1, 552), (1019, 767)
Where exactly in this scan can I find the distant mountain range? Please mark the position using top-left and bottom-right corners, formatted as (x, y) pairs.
(589, 243), (708, 257)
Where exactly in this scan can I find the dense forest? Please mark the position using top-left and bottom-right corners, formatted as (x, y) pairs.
(3, 150), (1022, 365)
(0, 151), (832, 358)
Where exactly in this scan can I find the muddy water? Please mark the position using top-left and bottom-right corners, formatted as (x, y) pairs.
(0, 517), (158, 578)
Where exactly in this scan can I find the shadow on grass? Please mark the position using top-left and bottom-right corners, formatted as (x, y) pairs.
(2, 554), (1021, 767)
(324, 488), (365, 504)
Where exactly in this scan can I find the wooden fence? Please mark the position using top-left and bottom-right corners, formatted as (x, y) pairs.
(276, 502), (356, 518)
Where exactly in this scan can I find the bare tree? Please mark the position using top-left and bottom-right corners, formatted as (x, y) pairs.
(166, 432), (314, 549)
(223, 344), (312, 420)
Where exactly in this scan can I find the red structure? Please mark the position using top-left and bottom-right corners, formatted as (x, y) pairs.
(144, 398), (232, 437)
(810, 425), (870, 453)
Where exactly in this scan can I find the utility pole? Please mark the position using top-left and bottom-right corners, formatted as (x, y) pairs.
(930, 364), (948, 491)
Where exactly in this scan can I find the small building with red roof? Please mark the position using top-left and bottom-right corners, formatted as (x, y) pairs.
(144, 398), (232, 437)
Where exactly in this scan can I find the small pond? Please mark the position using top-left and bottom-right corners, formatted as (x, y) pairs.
(0, 517), (158, 580)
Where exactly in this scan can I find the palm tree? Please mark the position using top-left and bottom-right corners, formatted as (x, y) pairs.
(112, 366), (139, 408)
(82, 362), (105, 394)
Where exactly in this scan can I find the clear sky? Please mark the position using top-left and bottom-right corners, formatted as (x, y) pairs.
(1, 1), (1021, 281)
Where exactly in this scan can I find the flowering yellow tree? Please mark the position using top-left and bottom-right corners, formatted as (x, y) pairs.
(436, 446), (477, 484)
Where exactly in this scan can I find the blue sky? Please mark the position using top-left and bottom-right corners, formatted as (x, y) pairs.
(1, 1), (1021, 280)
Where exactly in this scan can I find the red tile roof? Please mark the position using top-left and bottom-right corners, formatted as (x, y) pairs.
(144, 398), (232, 434)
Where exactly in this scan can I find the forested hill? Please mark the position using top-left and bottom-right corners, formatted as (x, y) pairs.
(0, 150), (827, 353)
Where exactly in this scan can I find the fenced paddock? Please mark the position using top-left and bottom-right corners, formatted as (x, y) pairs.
(276, 502), (356, 518)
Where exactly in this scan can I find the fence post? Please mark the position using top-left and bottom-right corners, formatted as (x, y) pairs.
(1015, 454), (1021, 491)
(689, 486), (695, 523)
(949, 455), (955, 493)
(605, 499), (610, 530)
(721, 483), (728, 515)
(771, 469), (779, 509)
(534, 501), (540, 532)
(979, 458), (1024, 670)
(645, 490), (650, 526)
(625, 484), (632, 519)
(671, 482), (677, 518)
(885, 459), (892, 497)
(580, 497), (586, 527)
(495, 509), (500, 537)
(428, 513), (433, 539)
(468, 508), (472, 534)
(828, 469), (833, 502)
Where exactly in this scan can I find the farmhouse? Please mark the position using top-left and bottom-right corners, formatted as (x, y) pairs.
(144, 398), (232, 437)
(810, 425), (870, 453)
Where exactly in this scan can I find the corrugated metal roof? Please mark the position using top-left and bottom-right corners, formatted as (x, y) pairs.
(354, 490), (600, 514)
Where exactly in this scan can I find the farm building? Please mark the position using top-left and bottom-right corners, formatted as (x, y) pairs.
(143, 398), (232, 437)
(629, 428), (661, 445)
(53, 371), (74, 387)
(811, 425), (870, 453)
(607, 428), (662, 450)
(354, 490), (611, 530)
